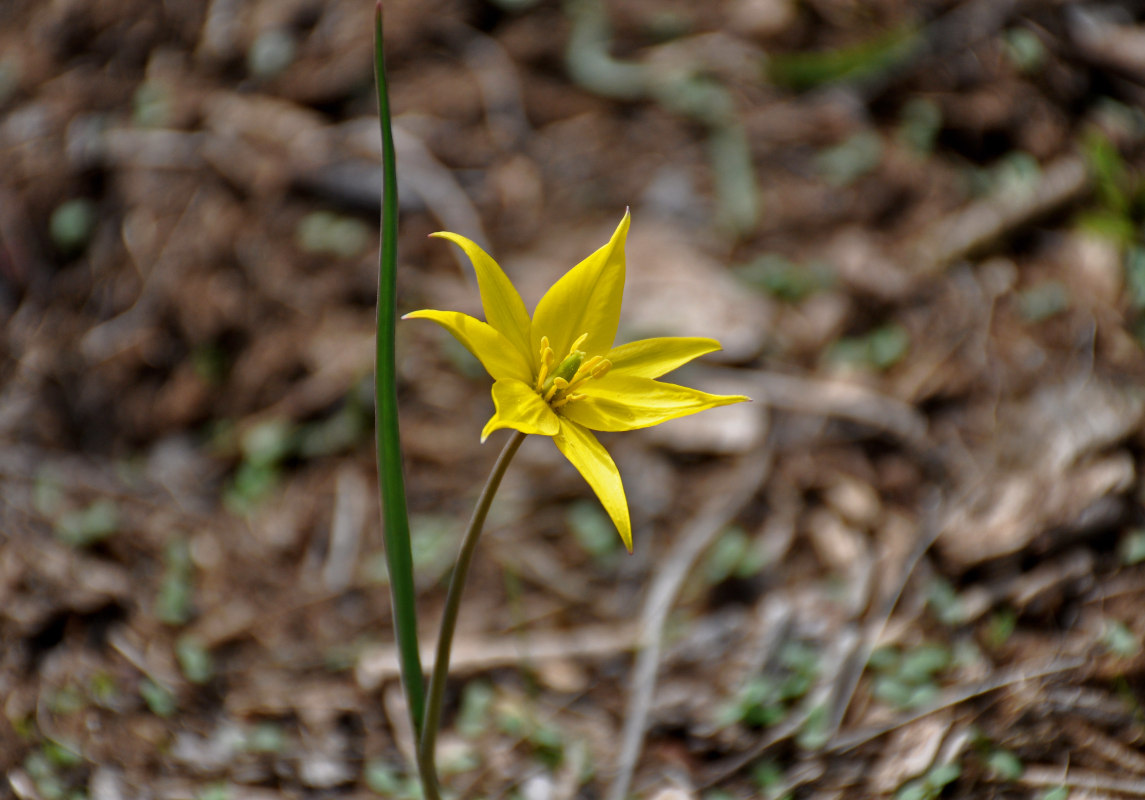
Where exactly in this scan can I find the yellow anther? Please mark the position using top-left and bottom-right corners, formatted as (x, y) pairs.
(577, 355), (603, 378)
(544, 377), (568, 402)
(570, 332), (589, 353)
(563, 355), (609, 394)
(536, 337), (556, 390)
(551, 392), (584, 410)
(537, 353), (553, 388)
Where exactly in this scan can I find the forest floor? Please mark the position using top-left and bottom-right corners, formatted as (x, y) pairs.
(4, 1), (1145, 798)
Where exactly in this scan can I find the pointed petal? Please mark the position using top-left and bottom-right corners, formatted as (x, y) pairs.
(404, 309), (533, 384)
(605, 337), (723, 379)
(481, 379), (560, 441)
(553, 420), (632, 552)
(561, 374), (749, 432)
(430, 232), (533, 364)
(531, 211), (630, 361)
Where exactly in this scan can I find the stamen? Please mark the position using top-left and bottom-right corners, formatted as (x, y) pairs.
(551, 392), (584, 409)
(578, 355), (604, 378)
(565, 356), (603, 391)
(535, 336), (556, 390)
(535, 332), (606, 407)
(544, 377), (568, 402)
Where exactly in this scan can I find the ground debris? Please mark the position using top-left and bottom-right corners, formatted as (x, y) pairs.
(4, 0), (1145, 796)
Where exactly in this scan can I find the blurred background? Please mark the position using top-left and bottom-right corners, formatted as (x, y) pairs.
(3, 0), (1145, 797)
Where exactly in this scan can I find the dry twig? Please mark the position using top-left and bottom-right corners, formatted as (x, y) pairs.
(607, 444), (774, 800)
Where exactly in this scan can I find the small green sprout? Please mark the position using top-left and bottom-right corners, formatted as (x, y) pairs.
(926, 577), (966, 627)
(247, 29), (296, 79)
(704, 525), (769, 585)
(196, 783), (232, 800)
(816, 131), (884, 187)
(984, 608), (1017, 648)
(55, 499), (119, 547)
(1102, 619), (1141, 659)
(795, 702), (830, 750)
(49, 199), (97, 257)
(33, 470), (65, 515)
(751, 760), (789, 799)
(735, 254), (835, 303)
(895, 762), (960, 800)
(175, 635), (215, 684)
(1120, 528), (1145, 565)
(984, 748), (1024, 781)
(155, 537), (194, 626)
(438, 740), (479, 775)
(1126, 248), (1145, 311)
(1017, 282), (1069, 322)
(567, 500), (620, 562)
(41, 740), (83, 768)
(244, 721), (287, 754)
(870, 642), (951, 710)
(968, 151), (1041, 199)
(529, 723), (565, 769)
(191, 344), (229, 386)
(297, 211), (371, 259)
(132, 82), (172, 128)
(828, 324), (911, 371)
(718, 640), (820, 730)
(46, 685), (85, 716)
(364, 761), (423, 799)
(456, 681), (494, 739)
(767, 25), (919, 90)
(898, 98), (943, 155)
(89, 671), (120, 708)
(24, 748), (76, 800)
(1003, 28), (1046, 74)
(139, 678), (176, 718)
(225, 418), (296, 513)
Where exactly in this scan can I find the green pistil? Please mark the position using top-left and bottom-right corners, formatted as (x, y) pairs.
(542, 350), (585, 394)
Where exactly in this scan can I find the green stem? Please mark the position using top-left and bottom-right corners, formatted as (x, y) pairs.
(419, 430), (527, 773)
(373, 0), (426, 736)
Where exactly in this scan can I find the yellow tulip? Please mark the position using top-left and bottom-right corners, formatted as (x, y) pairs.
(405, 211), (749, 551)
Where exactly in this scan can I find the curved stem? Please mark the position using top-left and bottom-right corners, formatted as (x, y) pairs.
(419, 430), (527, 775)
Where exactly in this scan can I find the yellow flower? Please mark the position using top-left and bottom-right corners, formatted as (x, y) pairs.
(404, 211), (749, 551)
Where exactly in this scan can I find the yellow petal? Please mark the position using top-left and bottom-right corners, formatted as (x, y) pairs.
(531, 210), (630, 361)
(561, 374), (749, 432)
(481, 379), (561, 441)
(605, 336), (722, 379)
(430, 232), (533, 365)
(404, 309), (533, 384)
(553, 420), (632, 552)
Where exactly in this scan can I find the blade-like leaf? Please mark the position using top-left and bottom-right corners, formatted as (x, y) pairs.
(374, 1), (425, 735)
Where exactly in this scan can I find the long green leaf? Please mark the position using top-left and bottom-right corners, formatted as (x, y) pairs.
(373, 0), (425, 734)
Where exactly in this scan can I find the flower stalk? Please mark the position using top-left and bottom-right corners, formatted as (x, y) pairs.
(419, 430), (527, 776)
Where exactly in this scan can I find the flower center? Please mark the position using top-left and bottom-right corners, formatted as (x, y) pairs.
(534, 333), (611, 411)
